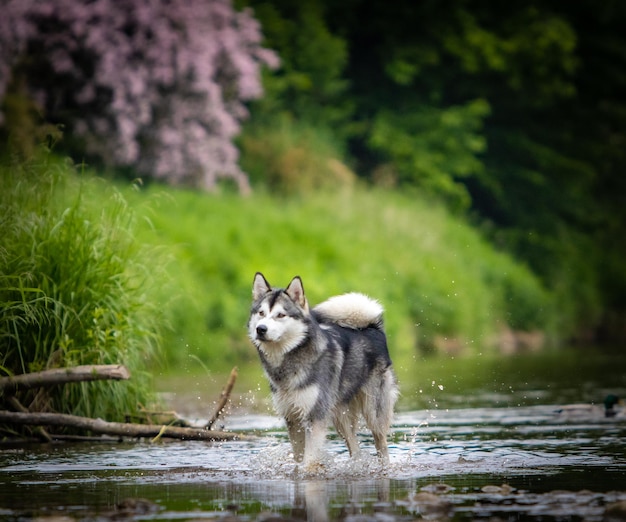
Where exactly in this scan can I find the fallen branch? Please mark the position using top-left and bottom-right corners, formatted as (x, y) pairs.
(0, 365), (131, 394)
(0, 410), (250, 441)
(205, 366), (238, 430)
(5, 396), (52, 442)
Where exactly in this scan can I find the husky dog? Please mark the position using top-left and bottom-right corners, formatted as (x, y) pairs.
(248, 272), (398, 467)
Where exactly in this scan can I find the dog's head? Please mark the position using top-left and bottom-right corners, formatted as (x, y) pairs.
(248, 273), (309, 358)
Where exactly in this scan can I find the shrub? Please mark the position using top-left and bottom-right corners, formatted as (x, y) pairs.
(0, 0), (278, 191)
(239, 117), (355, 194)
(0, 150), (164, 425)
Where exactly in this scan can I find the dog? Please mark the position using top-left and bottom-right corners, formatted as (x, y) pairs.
(248, 272), (398, 467)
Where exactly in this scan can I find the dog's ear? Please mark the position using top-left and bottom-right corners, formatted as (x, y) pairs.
(285, 276), (308, 310)
(252, 272), (272, 300)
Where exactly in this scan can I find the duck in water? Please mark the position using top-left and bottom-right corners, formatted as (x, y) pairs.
(555, 394), (622, 418)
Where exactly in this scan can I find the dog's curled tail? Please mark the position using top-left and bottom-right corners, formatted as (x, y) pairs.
(313, 292), (384, 330)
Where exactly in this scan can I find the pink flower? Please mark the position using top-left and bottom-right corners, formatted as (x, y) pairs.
(0, 0), (278, 191)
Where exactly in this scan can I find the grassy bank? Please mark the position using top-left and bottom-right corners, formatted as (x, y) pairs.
(125, 182), (557, 373)
(0, 153), (163, 424)
(1, 153), (561, 404)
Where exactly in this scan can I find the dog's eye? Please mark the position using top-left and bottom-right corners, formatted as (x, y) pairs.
(276, 312), (286, 319)
(258, 310), (265, 317)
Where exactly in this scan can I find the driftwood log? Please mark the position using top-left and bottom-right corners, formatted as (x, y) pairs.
(0, 364), (244, 441)
(0, 410), (249, 441)
(0, 365), (130, 394)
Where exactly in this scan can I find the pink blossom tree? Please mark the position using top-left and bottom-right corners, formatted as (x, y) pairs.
(0, 0), (278, 191)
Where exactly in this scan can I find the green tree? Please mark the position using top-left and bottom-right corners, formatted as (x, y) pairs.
(368, 99), (490, 212)
(324, 0), (626, 339)
(247, 0), (626, 338)
(239, 0), (350, 129)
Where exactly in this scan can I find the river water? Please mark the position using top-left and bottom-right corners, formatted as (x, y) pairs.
(1, 349), (625, 521)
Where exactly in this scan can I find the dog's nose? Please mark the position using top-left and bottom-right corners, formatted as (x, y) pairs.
(256, 324), (268, 337)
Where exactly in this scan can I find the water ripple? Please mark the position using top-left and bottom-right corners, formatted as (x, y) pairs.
(1, 404), (624, 520)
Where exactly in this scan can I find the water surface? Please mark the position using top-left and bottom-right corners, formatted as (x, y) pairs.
(1, 349), (625, 520)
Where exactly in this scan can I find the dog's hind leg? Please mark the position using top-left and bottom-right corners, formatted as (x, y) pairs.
(371, 429), (390, 461)
(365, 404), (392, 461)
(362, 398), (390, 460)
(333, 405), (361, 458)
(363, 369), (398, 461)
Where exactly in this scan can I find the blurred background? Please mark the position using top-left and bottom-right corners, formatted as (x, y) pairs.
(1, 0), (624, 420)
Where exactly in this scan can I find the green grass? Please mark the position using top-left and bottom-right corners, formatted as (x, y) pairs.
(0, 150), (562, 425)
(0, 151), (164, 427)
(126, 182), (557, 373)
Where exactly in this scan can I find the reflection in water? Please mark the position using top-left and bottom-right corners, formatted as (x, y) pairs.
(298, 482), (328, 522)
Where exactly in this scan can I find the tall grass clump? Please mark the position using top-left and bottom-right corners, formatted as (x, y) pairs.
(0, 151), (163, 427)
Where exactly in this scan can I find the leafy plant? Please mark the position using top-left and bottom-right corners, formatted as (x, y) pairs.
(0, 150), (164, 425)
(239, 116), (355, 194)
(0, 0), (278, 191)
(368, 99), (490, 212)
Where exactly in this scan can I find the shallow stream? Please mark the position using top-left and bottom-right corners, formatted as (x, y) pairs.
(1, 349), (625, 521)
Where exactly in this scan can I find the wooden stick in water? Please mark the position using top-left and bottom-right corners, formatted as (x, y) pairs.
(0, 410), (249, 441)
(205, 366), (238, 430)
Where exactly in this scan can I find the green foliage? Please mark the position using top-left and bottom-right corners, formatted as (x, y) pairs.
(239, 116), (355, 194)
(442, 6), (578, 101)
(368, 99), (490, 211)
(126, 183), (557, 371)
(499, 222), (602, 336)
(0, 73), (64, 162)
(240, 0), (351, 129)
(240, 0), (626, 340)
(0, 152), (163, 425)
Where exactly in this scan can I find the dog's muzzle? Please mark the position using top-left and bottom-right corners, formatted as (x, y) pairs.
(256, 324), (268, 340)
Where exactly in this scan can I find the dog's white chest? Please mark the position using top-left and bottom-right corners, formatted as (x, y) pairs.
(274, 384), (320, 418)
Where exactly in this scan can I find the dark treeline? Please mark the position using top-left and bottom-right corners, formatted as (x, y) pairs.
(238, 0), (626, 342)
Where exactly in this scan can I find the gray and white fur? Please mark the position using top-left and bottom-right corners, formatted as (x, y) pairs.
(248, 272), (398, 467)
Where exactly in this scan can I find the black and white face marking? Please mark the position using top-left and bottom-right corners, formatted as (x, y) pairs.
(248, 297), (308, 364)
(249, 273), (309, 365)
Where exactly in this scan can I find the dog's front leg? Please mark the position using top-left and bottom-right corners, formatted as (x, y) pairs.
(286, 416), (305, 462)
(303, 419), (327, 468)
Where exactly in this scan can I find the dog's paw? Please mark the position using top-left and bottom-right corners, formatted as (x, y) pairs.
(300, 459), (326, 475)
